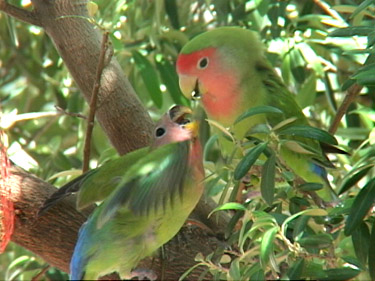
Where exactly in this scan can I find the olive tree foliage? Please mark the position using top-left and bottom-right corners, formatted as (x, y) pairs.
(1, 0), (375, 280)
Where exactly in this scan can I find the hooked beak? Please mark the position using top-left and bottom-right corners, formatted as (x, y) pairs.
(169, 105), (192, 123)
(178, 75), (201, 100)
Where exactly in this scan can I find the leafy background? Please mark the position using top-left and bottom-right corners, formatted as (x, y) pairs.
(1, 0), (375, 280)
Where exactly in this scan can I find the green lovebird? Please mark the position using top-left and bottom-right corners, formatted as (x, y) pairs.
(69, 105), (204, 280)
(176, 26), (340, 201)
(39, 106), (200, 214)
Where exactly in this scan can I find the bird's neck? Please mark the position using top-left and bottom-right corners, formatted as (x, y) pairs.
(201, 74), (241, 126)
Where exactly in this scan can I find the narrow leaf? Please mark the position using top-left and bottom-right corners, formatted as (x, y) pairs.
(155, 56), (189, 105)
(298, 183), (323, 191)
(208, 202), (247, 218)
(298, 233), (333, 249)
(345, 178), (375, 235)
(132, 51), (163, 108)
(320, 268), (360, 281)
(234, 142), (268, 180)
(261, 153), (275, 205)
(277, 125), (338, 145)
(234, 105), (283, 124)
(339, 164), (374, 195)
(287, 258), (305, 280)
(260, 226), (278, 268)
(352, 222), (370, 265)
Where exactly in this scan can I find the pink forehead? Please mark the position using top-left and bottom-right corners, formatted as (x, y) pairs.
(177, 47), (216, 73)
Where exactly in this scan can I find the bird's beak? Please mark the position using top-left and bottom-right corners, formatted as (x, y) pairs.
(178, 75), (201, 100)
(183, 120), (199, 137)
(168, 105), (198, 137)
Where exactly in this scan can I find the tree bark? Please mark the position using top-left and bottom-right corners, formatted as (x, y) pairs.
(0, 0), (228, 279)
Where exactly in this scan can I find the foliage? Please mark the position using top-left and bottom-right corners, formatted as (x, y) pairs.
(1, 0), (375, 280)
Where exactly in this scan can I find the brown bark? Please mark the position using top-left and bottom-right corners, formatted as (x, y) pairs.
(0, 0), (228, 279)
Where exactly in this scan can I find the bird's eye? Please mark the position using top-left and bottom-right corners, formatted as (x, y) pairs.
(155, 127), (166, 137)
(197, 57), (209, 69)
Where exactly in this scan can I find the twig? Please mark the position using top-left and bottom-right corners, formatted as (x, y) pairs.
(82, 32), (111, 173)
(313, 0), (346, 24)
(0, 0), (41, 26)
(54, 105), (87, 120)
(31, 265), (50, 281)
(329, 83), (363, 134)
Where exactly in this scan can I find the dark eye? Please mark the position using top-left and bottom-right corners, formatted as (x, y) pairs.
(197, 57), (209, 69)
(155, 127), (166, 137)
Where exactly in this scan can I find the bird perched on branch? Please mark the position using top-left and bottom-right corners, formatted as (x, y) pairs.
(69, 105), (204, 280)
(176, 27), (344, 201)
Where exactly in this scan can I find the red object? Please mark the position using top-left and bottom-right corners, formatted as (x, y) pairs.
(0, 130), (14, 253)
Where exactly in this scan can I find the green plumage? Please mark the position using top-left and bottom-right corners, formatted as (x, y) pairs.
(69, 106), (204, 280)
(177, 27), (341, 201)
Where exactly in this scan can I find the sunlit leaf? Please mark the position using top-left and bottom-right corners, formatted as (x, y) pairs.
(260, 226), (278, 268)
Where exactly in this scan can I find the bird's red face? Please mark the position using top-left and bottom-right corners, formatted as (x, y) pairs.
(176, 47), (240, 125)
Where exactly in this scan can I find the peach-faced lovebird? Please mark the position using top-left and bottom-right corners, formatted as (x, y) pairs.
(176, 27), (339, 201)
(70, 105), (204, 280)
(38, 106), (199, 214)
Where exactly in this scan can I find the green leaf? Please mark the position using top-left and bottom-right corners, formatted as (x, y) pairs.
(298, 233), (333, 249)
(234, 105), (283, 124)
(229, 259), (241, 281)
(351, 0), (374, 19)
(330, 26), (374, 37)
(339, 165), (374, 195)
(287, 258), (305, 280)
(260, 226), (279, 268)
(132, 51), (163, 108)
(369, 219), (375, 281)
(155, 55), (189, 106)
(320, 268), (360, 281)
(260, 153), (275, 205)
(345, 178), (375, 235)
(164, 0), (180, 29)
(234, 142), (268, 180)
(208, 202), (247, 218)
(352, 222), (370, 265)
(277, 125), (338, 145)
(298, 182), (323, 192)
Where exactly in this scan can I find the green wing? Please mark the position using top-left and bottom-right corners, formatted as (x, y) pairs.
(97, 141), (190, 227)
(77, 147), (149, 209)
(38, 147), (149, 215)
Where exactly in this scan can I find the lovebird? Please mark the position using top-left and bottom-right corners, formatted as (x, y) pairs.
(176, 27), (340, 201)
(70, 105), (204, 280)
(39, 106), (197, 214)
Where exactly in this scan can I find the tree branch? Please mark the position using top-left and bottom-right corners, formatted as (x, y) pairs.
(82, 32), (111, 173)
(0, 0), (41, 26)
(329, 83), (362, 134)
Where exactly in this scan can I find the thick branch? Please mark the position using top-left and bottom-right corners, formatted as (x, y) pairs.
(0, 0), (41, 26)
(30, 0), (154, 155)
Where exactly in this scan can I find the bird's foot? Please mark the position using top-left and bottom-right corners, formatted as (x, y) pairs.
(128, 268), (157, 281)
